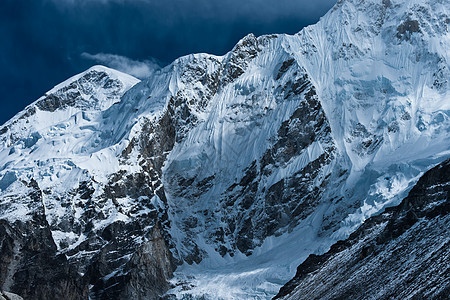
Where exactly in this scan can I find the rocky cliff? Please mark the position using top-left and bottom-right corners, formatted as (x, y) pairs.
(0, 0), (449, 298)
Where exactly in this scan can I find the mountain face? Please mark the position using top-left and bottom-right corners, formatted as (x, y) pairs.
(275, 158), (449, 300)
(0, 0), (449, 299)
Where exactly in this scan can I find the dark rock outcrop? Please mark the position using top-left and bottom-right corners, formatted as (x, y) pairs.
(0, 219), (88, 300)
(0, 179), (88, 300)
(89, 224), (175, 299)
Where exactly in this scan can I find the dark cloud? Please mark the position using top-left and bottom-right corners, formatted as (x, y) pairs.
(0, 0), (336, 125)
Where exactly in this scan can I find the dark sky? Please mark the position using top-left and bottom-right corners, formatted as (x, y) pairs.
(0, 0), (336, 125)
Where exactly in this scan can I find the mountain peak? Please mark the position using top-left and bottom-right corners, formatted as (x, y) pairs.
(38, 65), (139, 110)
(0, 0), (449, 299)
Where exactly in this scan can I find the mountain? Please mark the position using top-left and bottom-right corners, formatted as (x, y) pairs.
(0, 0), (449, 299)
(275, 158), (449, 299)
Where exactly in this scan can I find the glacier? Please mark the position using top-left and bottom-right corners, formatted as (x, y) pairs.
(0, 0), (449, 299)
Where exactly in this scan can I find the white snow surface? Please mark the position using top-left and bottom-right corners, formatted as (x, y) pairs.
(0, 0), (449, 299)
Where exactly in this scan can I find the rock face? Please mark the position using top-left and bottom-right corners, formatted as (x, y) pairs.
(275, 159), (450, 299)
(0, 220), (88, 300)
(0, 179), (87, 299)
(0, 0), (449, 299)
(89, 224), (174, 299)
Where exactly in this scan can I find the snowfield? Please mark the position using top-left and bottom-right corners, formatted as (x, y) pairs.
(0, 0), (449, 299)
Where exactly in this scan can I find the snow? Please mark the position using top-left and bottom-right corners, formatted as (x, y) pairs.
(40, 65), (139, 101)
(168, 205), (332, 299)
(163, 0), (450, 297)
(0, 65), (140, 247)
(0, 0), (448, 298)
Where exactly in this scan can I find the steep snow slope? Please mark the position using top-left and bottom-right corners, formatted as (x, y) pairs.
(0, 0), (449, 299)
(288, 0), (450, 233)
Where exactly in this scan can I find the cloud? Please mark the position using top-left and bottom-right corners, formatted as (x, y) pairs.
(81, 52), (161, 78)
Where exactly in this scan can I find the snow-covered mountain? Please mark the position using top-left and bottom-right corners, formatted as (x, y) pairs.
(0, 0), (449, 299)
(275, 158), (449, 299)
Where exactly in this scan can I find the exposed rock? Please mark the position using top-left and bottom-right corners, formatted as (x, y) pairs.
(396, 19), (420, 40)
(222, 33), (261, 84)
(0, 219), (88, 300)
(89, 224), (175, 299)
(276, 58), (296, 80)
(0, 0), (449, 298)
